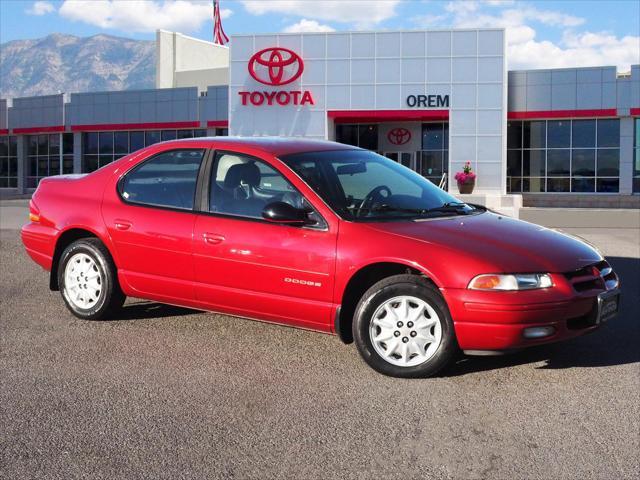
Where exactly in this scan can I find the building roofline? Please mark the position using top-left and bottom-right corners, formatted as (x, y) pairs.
(230, 27), (506, 38)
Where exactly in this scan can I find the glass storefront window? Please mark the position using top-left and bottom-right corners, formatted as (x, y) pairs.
(422, 123), (445, 150)
(596, 149), (620, 177)
(114, 132), (129, 153)
(596, 119), (620, 148)
(507, 121), (522, 149)
(420, 122), (449, 187)
(572, 120), (596, 148)
(547, 120), (570, 148)
(145, 131), (161, 146)
(547, 150), (570, 176)
(130, 132), (145, 152)
(99, 132), (113, 154)
(507, 118), (620, 194)
(335, 124), (378, 150)
(571, 149), (595, 176)
(0, 136), (18, 188)
(161, 130), (177, 141)
(506, 150), (521, 177)
(82, 129), (205, 172)
(522, 150), (545, 176)
(26, 133), (74, 187)
(523, 121), (546, 149)
(634, 118), (640, 193)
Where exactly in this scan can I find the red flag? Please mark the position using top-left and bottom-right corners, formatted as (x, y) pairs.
(213, 0), (229, 45)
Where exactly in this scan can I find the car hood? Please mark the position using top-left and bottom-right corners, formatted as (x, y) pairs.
(364, 211), (602, 273)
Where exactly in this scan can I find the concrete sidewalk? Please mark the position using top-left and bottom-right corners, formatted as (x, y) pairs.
(520, 207), (640, 229)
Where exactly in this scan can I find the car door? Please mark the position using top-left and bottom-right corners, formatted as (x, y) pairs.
(192, 150), (338, 331)
(101, 147), (208, 304)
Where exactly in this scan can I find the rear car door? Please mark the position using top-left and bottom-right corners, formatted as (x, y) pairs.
(101, 147), (208, 303)
(192, 150), (338, 331)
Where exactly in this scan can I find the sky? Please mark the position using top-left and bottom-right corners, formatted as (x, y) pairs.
(1, 0), (639, 71)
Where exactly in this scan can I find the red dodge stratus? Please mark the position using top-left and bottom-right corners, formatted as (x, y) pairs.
(21, 138), (620, 377)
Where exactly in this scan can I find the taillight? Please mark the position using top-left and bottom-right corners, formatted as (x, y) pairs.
(29, 199), (40, 223)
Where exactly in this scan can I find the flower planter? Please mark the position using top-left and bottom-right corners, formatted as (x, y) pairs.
(457, 179), (475, 194)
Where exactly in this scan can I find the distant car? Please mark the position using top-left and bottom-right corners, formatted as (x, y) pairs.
(21, 138), (620, 377)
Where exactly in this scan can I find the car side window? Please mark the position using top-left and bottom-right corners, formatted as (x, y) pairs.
(120, 149), (205, 210)
(209, 152), (324, 226)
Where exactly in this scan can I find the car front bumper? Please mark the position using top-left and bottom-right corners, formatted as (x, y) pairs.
(442, 278), (621, 351)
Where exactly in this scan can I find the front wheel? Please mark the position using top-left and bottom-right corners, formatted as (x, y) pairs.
(353, 274), (458, 378)
(58, 238), (125, 320)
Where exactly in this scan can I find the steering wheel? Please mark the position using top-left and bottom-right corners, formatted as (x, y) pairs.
(355, 185), (392, 217)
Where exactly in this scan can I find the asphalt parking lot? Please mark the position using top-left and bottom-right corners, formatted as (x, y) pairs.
(1, 200), (638, 479)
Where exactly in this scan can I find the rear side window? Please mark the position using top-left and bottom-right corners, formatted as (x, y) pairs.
(120, 149), (205, 210)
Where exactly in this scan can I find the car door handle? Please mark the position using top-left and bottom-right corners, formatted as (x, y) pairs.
(203, 233), (225, 245)
(114, 220), (132, 231)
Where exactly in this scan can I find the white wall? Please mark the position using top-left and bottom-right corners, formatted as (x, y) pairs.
(156, 30), (229, 92)
(229, 29), (507, 194)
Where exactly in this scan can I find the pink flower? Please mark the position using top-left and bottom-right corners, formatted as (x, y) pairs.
(455, 162), (476, 183)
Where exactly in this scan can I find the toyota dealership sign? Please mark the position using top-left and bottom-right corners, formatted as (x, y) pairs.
(387, 127), (412, 146)
(239, 47), (314, 106)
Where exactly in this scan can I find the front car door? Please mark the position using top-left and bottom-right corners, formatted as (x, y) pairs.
(101, 146), (208, 304)
(192, 150), (338, 331)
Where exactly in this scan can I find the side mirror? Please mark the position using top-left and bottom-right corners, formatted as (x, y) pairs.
(262, 202), (308, 226)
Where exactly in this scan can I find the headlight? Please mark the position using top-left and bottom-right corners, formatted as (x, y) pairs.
(468, 273), (553, 291)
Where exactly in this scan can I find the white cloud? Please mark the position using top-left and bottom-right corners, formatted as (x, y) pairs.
(283, 19), (335, 33)
(26, 1), (55, 16)
(509, 32), (640, 70)
(58, 0), (232, 34)
(415, 1), (638, 71)
(240, 0), (401, 28)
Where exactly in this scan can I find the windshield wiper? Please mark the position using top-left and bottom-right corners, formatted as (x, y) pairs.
(355, 202), (475, 218)
(425, 202), (471, 214)
(364, 204), (428, 215)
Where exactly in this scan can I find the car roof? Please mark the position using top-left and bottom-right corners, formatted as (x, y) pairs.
(175, 136), (361, 156)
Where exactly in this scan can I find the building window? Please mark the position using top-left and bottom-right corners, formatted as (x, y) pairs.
(0, 135), (18, 188)
(82, 129), (207, 172)
(634, 118), (640, 193)
(26, 133), (74, 188)
(215, 128), (228, 136)
(419, 122), (449, 187)
(335, 124), (379, 150)
(507, 119), (620, 194)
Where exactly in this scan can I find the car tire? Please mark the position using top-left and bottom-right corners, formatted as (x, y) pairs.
(58, 238), (125, 320)
(353, 274), (458, 378)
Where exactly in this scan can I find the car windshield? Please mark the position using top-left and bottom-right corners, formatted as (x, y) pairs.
(280, 149), (482, 221)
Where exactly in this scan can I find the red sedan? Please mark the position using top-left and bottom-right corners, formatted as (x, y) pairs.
(21, 138), (620, 377)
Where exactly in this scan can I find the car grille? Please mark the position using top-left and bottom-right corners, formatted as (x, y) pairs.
(564, 260), (617, 293)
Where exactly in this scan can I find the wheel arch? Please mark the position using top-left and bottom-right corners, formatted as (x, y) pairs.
(50, 227), (113, 291)
(335, 260), (440, 344)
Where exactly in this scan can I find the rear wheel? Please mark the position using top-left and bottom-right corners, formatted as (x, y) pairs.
(58, 238), (125, 320)
(353, 274), (458, 378)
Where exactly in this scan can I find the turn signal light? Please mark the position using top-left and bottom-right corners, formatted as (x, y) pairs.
(470, 275), (501, 290)
(29, 199), (40, 223)
(468, 273), (553, 291)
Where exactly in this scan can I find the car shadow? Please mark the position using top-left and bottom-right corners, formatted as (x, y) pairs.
(443, 255), (640, 377)
(106, 300), (200, 321)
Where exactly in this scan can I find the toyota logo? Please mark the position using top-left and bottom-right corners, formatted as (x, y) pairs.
(248, 47), (304, 86)
(387, 128), (412, 146)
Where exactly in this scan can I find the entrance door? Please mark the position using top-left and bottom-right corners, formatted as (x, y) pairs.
(384, 152), (416, 171)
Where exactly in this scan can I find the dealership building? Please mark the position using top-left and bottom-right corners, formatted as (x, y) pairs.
(1, 28), (639, 210)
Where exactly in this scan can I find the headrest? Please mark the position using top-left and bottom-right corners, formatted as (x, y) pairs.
(223, 162), (260, 189)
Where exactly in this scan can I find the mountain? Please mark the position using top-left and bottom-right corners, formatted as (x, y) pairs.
(0, 33), (155, 99)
